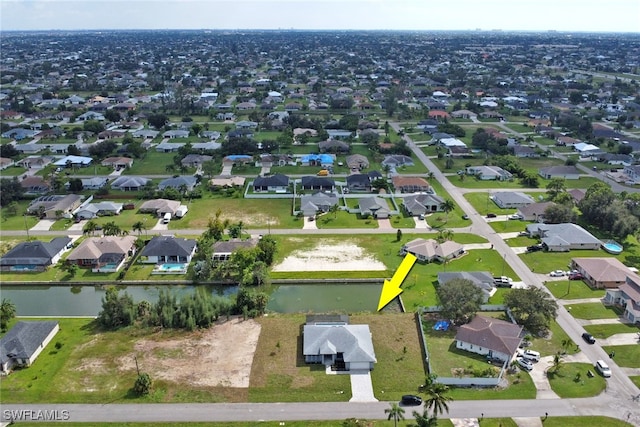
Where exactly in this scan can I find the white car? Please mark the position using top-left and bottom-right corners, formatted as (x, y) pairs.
(516, 357), (533, 371)
(508, 214), (521, 220)
(522, 349), (540, 362)
(595, 360), (611, 377)
(549, 270), (566, 277)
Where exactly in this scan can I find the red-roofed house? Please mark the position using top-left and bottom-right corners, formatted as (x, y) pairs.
(455, 315), (524, 362)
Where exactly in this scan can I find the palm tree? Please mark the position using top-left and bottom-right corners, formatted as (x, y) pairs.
(550, 352), (564, 374)
(409, 408), (439, 427)
(329, 203), (339, 218)
(440, 199), (455, 223)
(384, 402), (405, 427)
(0, 298), (17, 331)
(84, 220), (98, 236)
(426, 171), (435, 182)
(132, 221), (146, 236)
(424, 382), (453, 416)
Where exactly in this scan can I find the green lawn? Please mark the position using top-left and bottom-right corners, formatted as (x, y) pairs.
(631, 376), (640, 389)
(544, 280), (606, 300)
(601, 345), (640, 368)
(529, 320), (578, 357)
(565, 303), (624, 320)
(0, 200), (39, 230)
(583, 323), (640, 338)
(464, 192), (518, 216)
(64, 165), (113, 176)
(426, 179), (470, 229)
(519, 250), (619, 275)
(489, 220), (529, 233)
(316, 210), (379, 229)
(504, 236), (537, 247)
(124, 151), (179, 175)
(543, 417), (634, 427)
(0, 165), (27, 176)
(547, 362), (606, 398)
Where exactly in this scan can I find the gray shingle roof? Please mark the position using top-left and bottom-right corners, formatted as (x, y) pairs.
(0, 321), (59, 368)
(140, 236), (197, 257)
(0, 237), (71, 266)
(303, 324), (376, 363)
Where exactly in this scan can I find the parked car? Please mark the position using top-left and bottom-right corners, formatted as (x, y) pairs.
(493, 276), (513, 287)
(568, 272), (584, 280)
(582, 332), (596, 344)
(462, 214), (469, 220)
(522, 349), (540, 362)
(526, 244), (543, 252)
(487, 213), (497, 218)
(508, 214), (521, 220)
(549, 270), (566, 277)
(401, 395), (423, 406)
(595, 360), (611, 377)
(516, 357), (533, 371)
(518, 231), (529, 237)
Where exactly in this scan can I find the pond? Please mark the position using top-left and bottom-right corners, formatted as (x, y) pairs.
(1, 284), (237, 317)
(266, 283), (384, 313)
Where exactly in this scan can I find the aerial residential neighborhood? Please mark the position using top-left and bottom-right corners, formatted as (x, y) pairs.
(0, 16), (640, 427)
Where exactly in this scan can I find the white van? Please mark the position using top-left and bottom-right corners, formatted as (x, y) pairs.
(595, 360), (611, 377)
(162, 212), (172, 224)
(522, 349), (540, 362)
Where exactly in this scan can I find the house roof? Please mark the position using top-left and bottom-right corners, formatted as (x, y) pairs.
(539, 165), (580, 176)
(27, 194), (82, 214)
(403, 238), (463, 260)
(301, 176), (335, 187)
(139, 199), (181, 214)
(455, 315), (523, 356)
(0, 321), (59, 366)
(141, 236), (197, 257)
(212, 238), (258, 255)
(392, 176), (429, 189)
(53, 155), (93, 166)
(0, 237), (71, 266)
(572, 257), (636, 283)
(492, 191), (535, 205)
(210, 176), (246, 187)
(618, 276), (640, 304)
(346, 174), (371, 186)
(437, 271), (495, 298)
(526, 223), (601, 247)
(358, 196), (390, 214)
(303, 324), (376, 363)
(254, 173), (290, 187)
(111, 176), (150, 189)
(67, 236), (136, 261)
(402, 193), (445, 213)
(517, 201), (555, 217)
(158, 175), (197, 190)
(301, 192), (338, 210)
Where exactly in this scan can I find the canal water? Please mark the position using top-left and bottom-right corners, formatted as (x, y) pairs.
(1, 283), (384, 316)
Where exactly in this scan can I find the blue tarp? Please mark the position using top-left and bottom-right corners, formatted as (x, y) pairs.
(434, 320), (450, 331)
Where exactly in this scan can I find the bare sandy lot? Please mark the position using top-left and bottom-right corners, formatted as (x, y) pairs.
(272, 241), (387, 272)
(77, 318), (261, 389)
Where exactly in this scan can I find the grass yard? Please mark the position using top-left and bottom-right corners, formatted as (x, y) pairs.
(544, 280), (606, 300)
(316, 210), (379, 229)
(528, 320), (578, 357)
(543, 417), (634, 427)
(601, 345), (640, 368)
(546, 362), (606, 398)
(631, 376), (640, 389)
(66, 165), (113, 176)
(464, 192), (518, 217)
(565, 303), (624, 320)
(0, 200), (39, 230)
(425, 179), (470, 229)
(519, 250), (620, 275)
(0, 261), (122, 283)
(388, 208), (418, 229)
(124, 151), (178, 175)
(584, 322), (640, 338)
(1, 165), (27, 176)
(504, 236), (538, 247)
(478, 419), (519, 427)
(489, 220), (530, 233)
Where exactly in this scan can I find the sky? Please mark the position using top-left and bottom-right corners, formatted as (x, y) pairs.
(1, 0), (639, 33)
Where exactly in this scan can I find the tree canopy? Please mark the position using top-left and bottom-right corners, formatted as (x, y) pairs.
(436, 278), (484, 325)
(504, 287), (558, 336)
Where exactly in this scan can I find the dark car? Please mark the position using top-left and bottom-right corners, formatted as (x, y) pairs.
(527, 244), (543, 252)
(582, 333), (596, 344)
(486, 213), (497, 218)
(569, 272), (584, 280)
(401, 395), (423, 406)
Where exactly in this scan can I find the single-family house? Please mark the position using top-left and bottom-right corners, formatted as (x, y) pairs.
(437, 271), (496, 302)
(570, 258), (637, 289)
(574, 142), (602, 157)
(525, 223), (601, 252)
(74, 201), (123, 220)
(253, 174), (290, 192)
(163, 130), (189, 139)
(318, 140), (350, 153)
(0, 157), (15, 170)
(466, 166), (513, 181)
(1, 128), (39, 140)
(0, 237), (72, 272)
(66, 235), (137, 272)
(110, 176), (150, 191)
(401, 193), (445, 216)
(300, 153), (334, 167)
(0, 321), (60, 373)
(158, 176), (198, 192)
(451, 110), (477, 120)
(325, 129), (353, 140)
(66, 177), (109, 191)
(139, 199), (181, 216)
(598, 153), (633, 166)
(101, 157), (134, 170)
(516, 201), (555, 222)
(359, 197), (391, 219)
(155, 141), (185, 152)
(53, 155), (93, 168)
(538, 166), (580, 180)
(210, 176), (246, 189)
(623, 165), (640, 183)
(455, 315), (523, 361)
(26, 194), (83, 219)
(346, 174), (372, 192)
(400, 238), (464, 263)
(603, 275), (640, 324)
(303, 315), (376, 372)
(131, 129), (159, 139)
(20, 176), (51, 195)
(212, 238), (258, 262)
(391, 176), (430, 193)
(513, 145), (540, 158)
(345, 154), (369, 170)
(381, 155), (414, 168)
(235, 120), (258, 130)
(180, 154), (213, 168)
(491, 192), (535, 209)
(301, 176), (335, 192)
(17, 155), (54, 170)
(300, 192), (338, 217)
(568, 189), (586, 204)
(139, 236), (197, 264)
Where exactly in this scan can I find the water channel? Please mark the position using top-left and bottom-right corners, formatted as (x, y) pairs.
(1, 283), (384, 316)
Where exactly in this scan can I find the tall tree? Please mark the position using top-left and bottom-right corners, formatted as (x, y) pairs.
(504, 287), (558, 336)
(409, 408), (439, 427)
(436, 278), (484, 325)
(0, 298), (17, 331)
(546, 177), (566, 201)
(440, 199), (455, 223)
(132, 221), (146, 236)
(423, 382), (453, 416)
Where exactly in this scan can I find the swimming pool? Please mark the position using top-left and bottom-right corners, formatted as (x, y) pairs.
(602, 241), (623, 255)
(152, 263), (188, 274)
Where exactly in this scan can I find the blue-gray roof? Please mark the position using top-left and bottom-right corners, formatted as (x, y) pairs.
(0, 321), (59, 368)
(0, 237), (71, 267)
(140, 236), (197, 257)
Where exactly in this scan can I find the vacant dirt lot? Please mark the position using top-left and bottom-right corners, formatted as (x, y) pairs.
(77, 318), (261, 389)
(272, 241), (387, 272)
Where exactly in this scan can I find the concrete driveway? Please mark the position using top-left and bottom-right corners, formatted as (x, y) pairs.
(30, 219), (56, 231)
(348, 370), (377, 402)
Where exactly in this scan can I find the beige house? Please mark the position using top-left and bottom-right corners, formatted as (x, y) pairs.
(66, 236), (137, 273)
(400, 238), (464, 263)
(570, 258), (637, 289)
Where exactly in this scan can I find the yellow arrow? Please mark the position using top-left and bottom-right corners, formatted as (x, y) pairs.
(377, 253), (417, 311)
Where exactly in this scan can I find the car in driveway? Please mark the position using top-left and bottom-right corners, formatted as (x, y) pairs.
(582, 332), (596, 344)
(549, 270), (566, 277)
(516, 357), (533, 371)
(568, 272), (584, 280)
(508, 214), (521, 220)
(486, 213), (497, 218)
(493, 276), (513, 287)
(401, 395), (423, 406)
(526, 244), (543, 252)
(521, 349), (540, 362)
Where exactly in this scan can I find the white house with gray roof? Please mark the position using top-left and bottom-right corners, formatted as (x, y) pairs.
(0, 321), (60, 373)
(525, 223), (601, 252)
(303, 315), (376, 372)
(139, 236), (197, 264)
(491, 191), (535, 209)
(358, 196), (391, 219)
